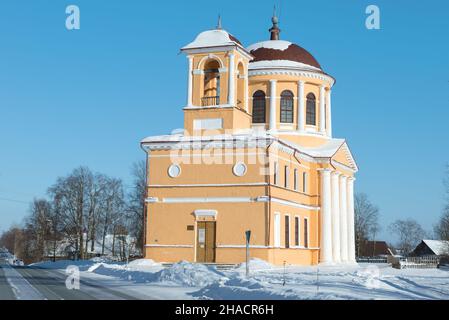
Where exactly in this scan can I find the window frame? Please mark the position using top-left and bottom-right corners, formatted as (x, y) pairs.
(252, 90), (266, 123)
(306, 93), (316, 126)
(280, 90), (294, 123)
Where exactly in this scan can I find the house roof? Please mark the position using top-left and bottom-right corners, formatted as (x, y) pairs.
(247, 40), (322, 71)
(422, 239), (449, 255)
(359, 241), (393, 257)
(181, 29), (243, 50)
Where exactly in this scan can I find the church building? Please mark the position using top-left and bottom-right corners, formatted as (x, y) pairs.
(141, 15), (358, 265)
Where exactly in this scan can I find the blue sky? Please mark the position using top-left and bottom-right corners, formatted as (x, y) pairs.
(0, 0), (448, 243)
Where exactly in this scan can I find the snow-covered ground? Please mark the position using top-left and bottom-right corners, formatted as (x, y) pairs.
(32, 258), (449, 300)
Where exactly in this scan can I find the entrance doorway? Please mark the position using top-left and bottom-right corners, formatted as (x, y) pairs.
(196, 221), (216, 263)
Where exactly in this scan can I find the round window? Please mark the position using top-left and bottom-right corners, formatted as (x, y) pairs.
(168, 164), (181, 178)
(233, 162), (247, 177)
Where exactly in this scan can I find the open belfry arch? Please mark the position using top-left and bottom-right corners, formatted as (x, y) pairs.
(141, 13), (358, 265)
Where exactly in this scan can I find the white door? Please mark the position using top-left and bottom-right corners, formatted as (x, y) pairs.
(274, 213), (281, 248)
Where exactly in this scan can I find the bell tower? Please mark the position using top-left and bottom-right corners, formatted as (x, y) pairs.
(180, 22), (254, 135)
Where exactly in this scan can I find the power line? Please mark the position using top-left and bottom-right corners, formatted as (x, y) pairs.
(0, 197), (29, 205)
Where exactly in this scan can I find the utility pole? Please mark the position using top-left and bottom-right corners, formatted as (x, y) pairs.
(245, 230), (251, 278)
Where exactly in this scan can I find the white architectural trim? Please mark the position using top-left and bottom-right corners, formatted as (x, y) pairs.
(319, 85), (326, 134)
(298, 80), (305, 133)
(269, 80), (277, 131)
(339, 175), (348, 262)
(194, 209), (218, 218)
(146, 195), (319, 211)
(216, 244), (319, 250)
(319, 169), (333, 264)
(248, 69), (335, 86)
(197, 53), (225, 69)
(228, 53), (235, 105)
(163, 197), (251, 203)
(326, 89), (332, 137)
(347, 177), (356, 263)
(145, 244), (193, 248)
(148, 182), (268, 188)
(270, 197), (320, 211)
(187, 56), (193, 107)
(331, 171), (341, 263)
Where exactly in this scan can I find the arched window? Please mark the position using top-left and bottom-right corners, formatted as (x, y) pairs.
(280, 90), (294, 123)
(202, 59), (221, 106)
(306, 93), (316, 125)
(252, 90), (266, 123)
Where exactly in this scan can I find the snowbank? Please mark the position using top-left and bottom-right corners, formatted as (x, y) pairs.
(235, 258), (274, 273)
(154, 261), (227, 287)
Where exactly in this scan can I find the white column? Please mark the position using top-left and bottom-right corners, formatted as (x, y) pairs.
(319, 85), (326, 134)
(339, 175), (348, 262)
(228, 53), (235, 105)
(347, 177), (356, 263)
(331, 172), (341, 263)
(326, 89), (332, 137)
(186, 56), (193, 107)
(319, 169), (333, 264)
(269, 80), (277, 131)
(244, 74), (249, 112)
(297, 80), (305, 132)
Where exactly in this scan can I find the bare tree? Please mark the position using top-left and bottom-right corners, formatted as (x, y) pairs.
(99, 177), (125, 256)
(388, 219), (427, 255)
(126, 160), (146, 254)
(354, 193), (380, 257)
(434, 165), (449, 240)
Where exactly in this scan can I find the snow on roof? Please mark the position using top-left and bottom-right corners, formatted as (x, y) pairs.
(249, 59), (321, 72)
(182, 29), (242, 50)
(247, 40), (292, 52)
(299, 139), (346, 158)
(141, 131), (348, 160)
(423, 240), (449, 255)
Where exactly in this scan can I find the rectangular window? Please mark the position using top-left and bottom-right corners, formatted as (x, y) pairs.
(304, 218), (309, 248)
(294, 169), (298, 191)
(274, 213), (281, 248)
(284, 166), (289, 188)
(274, 162), (278, 185)
(294, 217), (300, 246)
(303, 172), (308, 193)
(285, 215), (290, 248)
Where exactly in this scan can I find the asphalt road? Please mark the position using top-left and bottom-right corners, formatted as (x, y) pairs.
(0, 260), (15, 300)
(0, 258), (139, 300)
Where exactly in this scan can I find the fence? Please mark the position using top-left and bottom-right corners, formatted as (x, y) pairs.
(391, 255), (440, 269)
(356, 257), (388, 263)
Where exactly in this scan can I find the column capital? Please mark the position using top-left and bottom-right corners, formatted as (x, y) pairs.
(347, 176), (356, 182)
(270, 79), (277, 84)
(318, 168), (333, 175)
(298, 80), (305, 85)
(331, 171), (341, 178)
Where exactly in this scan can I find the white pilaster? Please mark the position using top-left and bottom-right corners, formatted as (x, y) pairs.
(187, 56), (193, 107)
(339, 175), (348, 262)
(228, 53), (235, 105)
(319, 85), (326, 134)
(319, 169), (333, 264)
(347, 177), (356, 263)
(297, 80), (305, 132)
(269, 80), (277, 131)
(244, 74), (249, 112)
(331, 172), (341, 263)
(326, 89), (332, 137)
